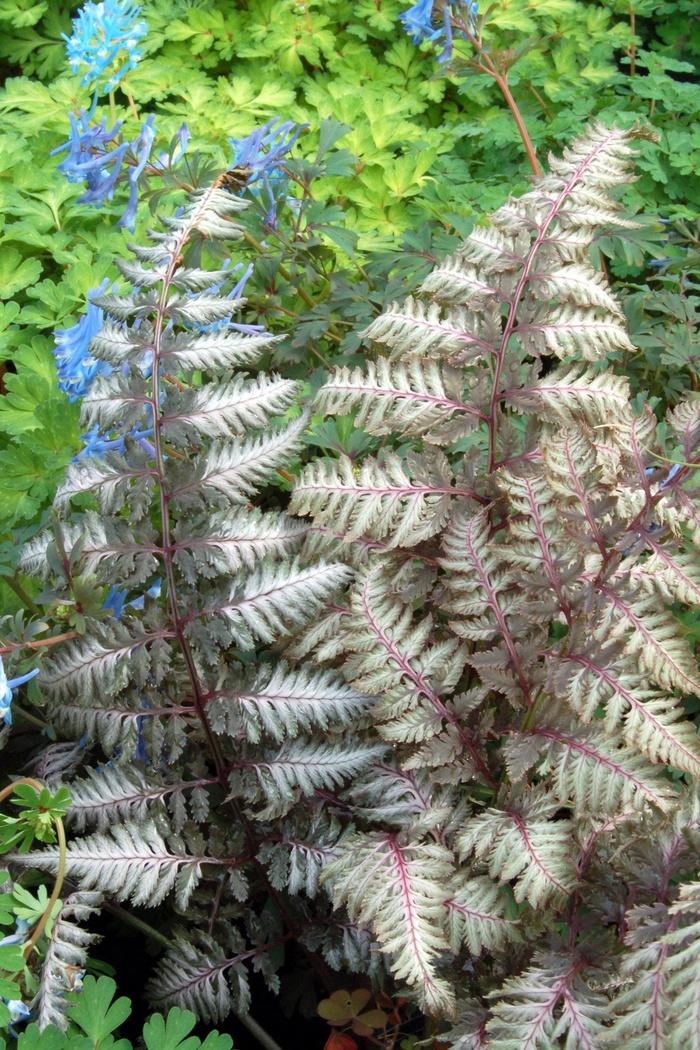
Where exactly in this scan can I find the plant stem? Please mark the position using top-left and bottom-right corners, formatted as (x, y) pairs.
(492, 74), (541, 177)
(3, 576), (42, 616)
(628, 4), (637, 77)
(124, 88), (140, 122)
(0, 630), (78, 657)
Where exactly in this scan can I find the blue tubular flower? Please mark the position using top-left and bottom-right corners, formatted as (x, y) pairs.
(119, 114), (155, 230)
(438, 4), (454, 64)
(5, 1001), (31, 1025)
(399, 0), (443, 44)
(229, 118), (303, 227)
(76, 427), (126, 459)
(53, 280), (113, 402)
(54, 111), (156, 228)
(0, 918), (29, 948)
(104, 586), (128, 618)
(64, 0), (147, 94)
(0, 657), (40, 728)
(229, 119), (302, 183)
(54, 110), (127, 208)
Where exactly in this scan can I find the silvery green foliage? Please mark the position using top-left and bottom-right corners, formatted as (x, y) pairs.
(14, 181), (381, 1025)
(290, 124), (700, 1041)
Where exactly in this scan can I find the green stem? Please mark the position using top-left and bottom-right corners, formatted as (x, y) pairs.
(3, 576), (41, 616)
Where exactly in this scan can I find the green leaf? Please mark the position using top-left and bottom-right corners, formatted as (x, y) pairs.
(142, 1009), (232, 1050)
(68, 976), (132, 1048)
(0, 246), (42, 298)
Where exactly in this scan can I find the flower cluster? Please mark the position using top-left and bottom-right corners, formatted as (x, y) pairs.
(229, 118), (303, 227)
(0, 656), (39, 728)
(63, 0), (147, 94)
(53, 111), (156, 230)
(399, 0), (478, 63)
(53, 279), (112, 401)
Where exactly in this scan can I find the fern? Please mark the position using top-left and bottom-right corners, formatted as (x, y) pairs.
(16, 123), (700, 1039)
(16, 177), (374, 1020)
(289, 123), (700, 1031)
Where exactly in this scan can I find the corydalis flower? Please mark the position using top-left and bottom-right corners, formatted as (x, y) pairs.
(77, 423), (155, 460)
(400, 0), (478, 59)
(399, 0), (443, 44)
(53, 280), (112, 401)
(229, 118), (303, 227)
(64, 0), (147, 93)
(53, 110), (156, 230)
(0, 657), (39, 728)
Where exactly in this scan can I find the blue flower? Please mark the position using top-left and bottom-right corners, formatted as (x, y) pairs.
(229, 119), (303, 227)
(53, 280), (113, 402)
(104, 586), (128, 618)
(120, 114), (156, 230)
(77, 422), (154, 461)
(78, 427), (126, 459)
(54, 110), (128, 208)
(5, 1000), (31, 1025)
(0, 919), (29, 948)
(399, 0), (443, 44)
(64, 0), (147, 94)
(54, 111), (156, 229)
(104, 579), (161, 619)
(0, 657), (40, 728)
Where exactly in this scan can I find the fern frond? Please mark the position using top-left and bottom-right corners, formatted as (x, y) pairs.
(67, 766), (208, 831)
(596, 583), (700, 694)
(516, 305), (635, 360)
(162, 375), (299, 441)
(232, 740), (384, 818)
(506, 365), (632, 429)
(19, 513), (159, 585)
(207, 662), (371, 743)
(487, 952), (608, 1049)
(199, 560), (351, 649)
(160, 330), (279, 374)
(176, 413), (308, 504)
(551, 648), (700, 777)
(40, 627), (164, 699)
(446, 876), (518, 956)
(148, 934), (249, 1022)
(324, 832), (455, 1015)
(363, 296), (495, 363)
(10, 822), (226, 908)
(34, 891), (103, 1030)
(458, 790), (576, 907)
(632, 538), (700, 607)
(55, 456), (155, 515)
(510, 719), (678, 814)
(172, 509), (306, 583)
(292, 450), (474, 547)
(317, 361), (483, 443)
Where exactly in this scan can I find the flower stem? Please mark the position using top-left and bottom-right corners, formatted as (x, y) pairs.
(491, 73), (541, 177)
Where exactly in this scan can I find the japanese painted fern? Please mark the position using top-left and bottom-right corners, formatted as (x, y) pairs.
(14, 180), (380, 1024)
(12, 126), (700, 1048)
(290, 123), (700, 1044)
